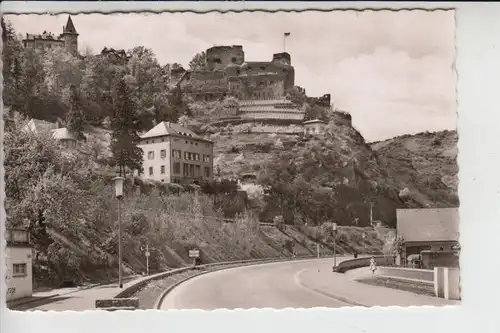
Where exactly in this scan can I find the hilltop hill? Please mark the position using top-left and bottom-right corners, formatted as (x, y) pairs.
(199, 113), (458, 228)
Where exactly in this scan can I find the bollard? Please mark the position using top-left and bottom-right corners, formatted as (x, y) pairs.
(434, 267), (445, 298)
(443, 267), (460, 300)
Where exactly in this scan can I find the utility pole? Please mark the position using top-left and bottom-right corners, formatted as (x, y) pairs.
(317, 243), (320, 259)
(145, 244), (150, 276)
(118, 197), (123, 288)
(332, 223), (338, 267)
(370, 202), (373, 227)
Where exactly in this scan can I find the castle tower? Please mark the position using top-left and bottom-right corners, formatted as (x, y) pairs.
(61, 15), (79, 56)
(272, 52), (291, 66)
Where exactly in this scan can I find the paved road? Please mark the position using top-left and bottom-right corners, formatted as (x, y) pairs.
(160, 258), (353, 310)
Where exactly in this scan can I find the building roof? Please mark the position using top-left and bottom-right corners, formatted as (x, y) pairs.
(239, 99), (294, 106)
(303, 119), (326, 125)
(140, 121), (212, 143)
(52, 128), (77, 141)
(396, 208), (459, 243)
(63, 15), (78, 34)
(24, 119), (77, 141)
(25, 119), (58, 134)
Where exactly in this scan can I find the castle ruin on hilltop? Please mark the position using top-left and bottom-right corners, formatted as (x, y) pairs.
(21, 18), (332, 124)
(22, 16), (79, 57)
(171, 45), (331, 122)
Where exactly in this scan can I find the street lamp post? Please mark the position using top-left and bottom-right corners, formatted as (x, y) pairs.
(332, 223), (337, 267)
(113, 176), (125, 288)
(362, 232), (367, 258)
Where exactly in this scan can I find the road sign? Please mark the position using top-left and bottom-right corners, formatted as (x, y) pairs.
(189, 249), (200, 258)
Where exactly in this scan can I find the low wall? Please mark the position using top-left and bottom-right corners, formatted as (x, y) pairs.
(334, 255), (394, 273)
(378, 266), (434, 283)
(114, 255), (317, 300)
(96, 298), (139, 311)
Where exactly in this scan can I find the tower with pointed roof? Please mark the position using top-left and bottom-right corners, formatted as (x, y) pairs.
(61, 15), (79, 56)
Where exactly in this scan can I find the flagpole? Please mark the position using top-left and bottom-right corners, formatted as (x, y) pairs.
(283, 32), (290, 53)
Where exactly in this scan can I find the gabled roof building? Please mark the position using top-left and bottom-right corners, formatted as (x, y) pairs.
(138, 122), (214, 184)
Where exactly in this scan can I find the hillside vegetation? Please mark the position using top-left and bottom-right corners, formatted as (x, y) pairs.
(201, 113), (458, 229)
(4, 117), (386, 289)
(371, 130), (459, 207)
(2, 18), (458, 289)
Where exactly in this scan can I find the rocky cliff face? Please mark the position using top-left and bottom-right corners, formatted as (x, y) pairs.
(371, 130), (459, 208)
(206, 112), (458, 228)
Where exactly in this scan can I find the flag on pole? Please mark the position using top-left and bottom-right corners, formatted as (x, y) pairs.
(284, 32), (291, 37)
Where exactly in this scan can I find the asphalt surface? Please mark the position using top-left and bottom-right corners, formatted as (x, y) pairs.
(159, 258), (353, 310)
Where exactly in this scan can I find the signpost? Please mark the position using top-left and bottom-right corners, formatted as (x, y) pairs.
(189, 249), (200, 266)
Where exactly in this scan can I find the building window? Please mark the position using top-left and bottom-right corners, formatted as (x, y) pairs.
(13, 263), (27, 277)
(172, 149), (181, 159)
(152, 140), (155, 143)
(195, 165), (201, 177)
(149, 167), (153, 175)
(189, 164), (195, 177)
(203, 155), (211, 163)
(146, 140), (149, 144)
(183, 163), (189, 177)
(161, 138), (165, 142)
(161, 165), (165, 174)
(188, 152), (192, 160)
(148, 151), (154, 160)
(173, 162), (181, 174)
(232, 57), (237, 63)
(161, 179), (164, 182)
(184, 151), (188, 160)
(204, 166), (211, 178)
(160, 149), (166, 158)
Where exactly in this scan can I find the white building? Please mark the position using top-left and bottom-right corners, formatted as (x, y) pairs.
(303, 119), (326, 135)
(6, 229), (33, 302)
(138, 122), (214, 184)
(24, 119), (78, 148)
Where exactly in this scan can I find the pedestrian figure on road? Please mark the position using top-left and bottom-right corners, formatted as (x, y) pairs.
(369, 256), (377, 274)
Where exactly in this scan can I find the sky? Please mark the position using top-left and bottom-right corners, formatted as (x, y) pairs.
(6, 10), (456, 142)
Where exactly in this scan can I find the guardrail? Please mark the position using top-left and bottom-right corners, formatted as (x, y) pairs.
(333, 255), (395, 273)
(114, 255), (321, 300)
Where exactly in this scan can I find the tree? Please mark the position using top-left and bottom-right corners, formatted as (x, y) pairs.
(383, 233), (405, 258)
(4, 118), (90, 270)
(110, 78), (144, 176)
(66, 84), (86, 141)
(2, 18), (27, 113)
(189, 51), (207, 71)
(304, 103), (329, 122)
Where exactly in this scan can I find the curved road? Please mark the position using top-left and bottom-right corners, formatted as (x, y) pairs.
(159, 258), (353, 310)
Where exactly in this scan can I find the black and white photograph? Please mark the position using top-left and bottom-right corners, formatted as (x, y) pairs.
(2, 9), (460, 311)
